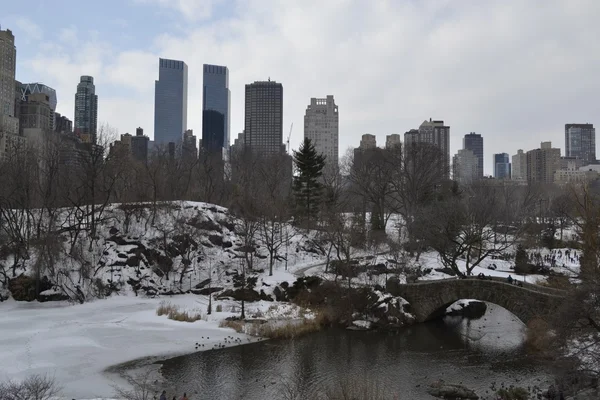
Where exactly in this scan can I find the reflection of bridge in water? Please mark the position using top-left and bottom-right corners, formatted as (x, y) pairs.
(390, 277), (566, 324)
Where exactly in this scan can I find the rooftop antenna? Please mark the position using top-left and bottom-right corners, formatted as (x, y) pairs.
(268, 77), (270, 82)
(286, 123), (293, 154)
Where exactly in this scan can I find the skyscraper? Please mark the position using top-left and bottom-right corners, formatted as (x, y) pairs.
(404, 119), (450, 177)
(74, 75), (98, 142)
(304, 95), (339, 168)
(154, 58), (188, 146)
(453, 149), (478, 184)
(511, 149), (527, 180)
(202, 64), (230, 153)
(493, 153), (511, 180)
(565, 123), (596, 165)
(526, 142), (561, 184)
(0, 28), (18, 135)
(463, 132), (483, 178)
(386, 134), (401, 149)
(21, 83), (57, 130)
(244, 80), (283, 155)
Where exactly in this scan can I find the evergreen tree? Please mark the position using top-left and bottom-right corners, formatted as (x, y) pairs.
(293, 138), (326, 224)
(514, 244), (529, 274)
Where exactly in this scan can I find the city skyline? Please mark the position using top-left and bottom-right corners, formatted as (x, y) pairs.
(2, 1), (600, 174)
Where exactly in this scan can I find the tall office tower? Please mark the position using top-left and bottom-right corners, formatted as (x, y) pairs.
(404, 119), (450, 177)
(452, 149), (478, 184)
(511, 149), (527, 180)
(526, 141), (561, 184)
(493, 153), (511, 179)
(244, 80), (283, 156)
(304, 95), (339, 167)
(359, 134), (377, 149)
(463, 132), (483, 179)
(565, 123), (596, 165)
(21, 83), (57, 130)
(202, 64), (230, 153)
(74, 75), (98, 142)
(386, 134), (401, 149)
(154, 58), (188, 146)
(131, 127), (150, 163)
(0, 28), (18, 135)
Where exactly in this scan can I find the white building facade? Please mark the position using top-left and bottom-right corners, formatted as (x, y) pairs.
(304, 95), (339, 169)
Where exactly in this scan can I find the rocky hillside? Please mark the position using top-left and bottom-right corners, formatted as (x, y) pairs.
(0, 201), (323, 303)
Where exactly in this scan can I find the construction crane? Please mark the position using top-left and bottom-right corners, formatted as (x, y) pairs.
(286, 123), (293, 154)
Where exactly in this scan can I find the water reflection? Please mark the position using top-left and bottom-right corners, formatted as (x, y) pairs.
(160, 303), (549, 399)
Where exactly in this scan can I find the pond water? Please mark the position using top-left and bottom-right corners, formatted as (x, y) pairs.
(159, 304), (552, 399)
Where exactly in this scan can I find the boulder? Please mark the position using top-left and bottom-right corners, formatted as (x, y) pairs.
(194, 278), (212, 289)
(427, 380), (478, 399)
(196, 287), (223, 295)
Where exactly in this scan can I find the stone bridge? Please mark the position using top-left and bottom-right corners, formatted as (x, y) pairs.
(390, 278), (566, 324)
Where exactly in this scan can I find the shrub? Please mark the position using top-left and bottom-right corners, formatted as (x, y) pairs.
(216, 304), (223, 312)
(525, 318), (553, 353)
(220, 317), (322, 339)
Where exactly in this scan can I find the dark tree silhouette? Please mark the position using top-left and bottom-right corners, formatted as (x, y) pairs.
(293, 138), (326, 225)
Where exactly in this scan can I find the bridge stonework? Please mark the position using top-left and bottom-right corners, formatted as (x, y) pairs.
(391, 279), (565, 324)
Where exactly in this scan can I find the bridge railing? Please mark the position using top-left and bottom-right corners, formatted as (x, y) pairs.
(405, 275), (567, 296)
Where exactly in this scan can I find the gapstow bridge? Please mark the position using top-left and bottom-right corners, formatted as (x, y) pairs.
(390, 277), (566, 324)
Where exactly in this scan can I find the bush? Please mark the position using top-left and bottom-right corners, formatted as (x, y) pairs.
(220, 316), (322, 339)
(216, 304), (223, 312)
(525, 318), (553, 353)
(0, 374), (62, 400)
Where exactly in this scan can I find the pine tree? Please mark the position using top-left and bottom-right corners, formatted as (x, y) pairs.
(293, 138), (326, 224)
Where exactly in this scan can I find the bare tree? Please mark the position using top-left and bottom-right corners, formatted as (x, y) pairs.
(0, 374), (62, 400)
(421, 183), (517, 276)
(112, 370), (160, 400)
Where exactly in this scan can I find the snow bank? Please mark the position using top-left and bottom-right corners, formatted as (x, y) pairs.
(0, 295), (251, 399)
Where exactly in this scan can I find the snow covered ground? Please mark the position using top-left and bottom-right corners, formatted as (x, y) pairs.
(0, 293), (312, 399)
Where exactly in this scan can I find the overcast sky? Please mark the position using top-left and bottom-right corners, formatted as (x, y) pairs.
(3, 0), (600, 175)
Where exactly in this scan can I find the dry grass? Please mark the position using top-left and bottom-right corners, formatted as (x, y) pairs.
(220, 318), (322, 339)
(156, 301), (178, 316)
(156, 301), (202, 323)
(539, 275), (573, 290)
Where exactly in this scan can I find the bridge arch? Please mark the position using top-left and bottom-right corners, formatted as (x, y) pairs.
(391, 278), (565, 325)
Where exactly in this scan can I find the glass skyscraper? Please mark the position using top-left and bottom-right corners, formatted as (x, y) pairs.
(202, 64), (230, 152)
(493, 153), (511, 179)
(154, 58), (188, 146)
(74, 76), (98, 142)
(463, 132), (483, 179)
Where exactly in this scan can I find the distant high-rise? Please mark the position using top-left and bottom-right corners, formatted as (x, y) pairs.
(493, 153), (511, 180)
(304, 95), (339, 167)
(0, 28), (18, 136)
(183, 129), (198, 160)
(386, 134), (401, 149)
(74, 76), (98, 142)
(404, 119), (450, 177)
(359, 134), (377, 149)
(21, 83), (57, 130)
(565, 123), (596, 165)
(0, 28), (16, 118)
(453, 149), (478, 184)
(55, 112), (73, 133)
(463, 132), (483, 178)
(131, 127), (149, 163)
(202, 64), (230, 152)
(511, 149), (527, 180)
(154, 58), (188, 146)
(244, 80), (283, 156)
(526, 142), (561, 184)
